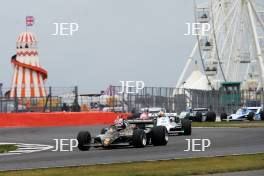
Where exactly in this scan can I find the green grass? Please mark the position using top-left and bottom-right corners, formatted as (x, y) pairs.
(192, 121), (264, 128)
(0, 153), (264, 176)
(0, 145), (17, 154)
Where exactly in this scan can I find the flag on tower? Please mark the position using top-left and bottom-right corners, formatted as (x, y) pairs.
(26, 16), (35, 26)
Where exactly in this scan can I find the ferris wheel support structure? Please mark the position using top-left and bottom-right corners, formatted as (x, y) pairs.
(175, 42), (198, 89)
(222, 4), (240, 80)
(250, 1), (264, 31)
(247, 1), (264, 88)
(176, 0), (239, 89)
(210, 0), (227, 82)
(176, 0), (264, 91)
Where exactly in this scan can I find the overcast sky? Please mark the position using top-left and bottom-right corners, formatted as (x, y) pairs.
(0, 0), (196, 93)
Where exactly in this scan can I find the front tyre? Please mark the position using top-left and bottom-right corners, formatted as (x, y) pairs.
(195, 112), (203, 122)
(181, 119), (192, 135)
(247, 112), (255, 121)
(151, 126), (168, 146)
(77, 131), (91, 151)
(132, 129), (147, 148)
(206, 111), (216, 122)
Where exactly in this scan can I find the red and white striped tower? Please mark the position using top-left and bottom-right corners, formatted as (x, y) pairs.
(10, 32), (48, 97)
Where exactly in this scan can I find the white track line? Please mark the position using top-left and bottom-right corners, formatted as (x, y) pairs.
(193, 127), (239, 128)
(0, 142), (53, 156)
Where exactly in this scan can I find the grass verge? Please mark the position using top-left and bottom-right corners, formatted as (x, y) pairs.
(0, 153), (264, 176)
(0, 145), (17, 154)
(192, 121), (264, 128)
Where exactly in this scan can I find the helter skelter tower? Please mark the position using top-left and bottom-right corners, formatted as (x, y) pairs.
(10, 29), (48, 98)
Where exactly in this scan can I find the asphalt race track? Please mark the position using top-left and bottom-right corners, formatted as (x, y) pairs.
(0, 126), (263, 171)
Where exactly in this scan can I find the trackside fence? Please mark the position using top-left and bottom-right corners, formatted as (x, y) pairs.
(1, 85), (264, 114)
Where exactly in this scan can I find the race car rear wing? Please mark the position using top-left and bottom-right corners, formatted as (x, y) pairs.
(127, 119), (154, 125)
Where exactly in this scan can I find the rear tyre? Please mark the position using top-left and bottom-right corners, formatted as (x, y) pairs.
(181, 119), (192, 135)
(77, 131), (91, 151)
(206, 111), (216, 122)
(151, 126), (168, 146)
(260, 111), (264, 121)
(184, 114), (190, 120)
(146, 137), (151, 145)
(195, 112), (203, 122)
(132, 129), (147, 148)
(247, 112), (255, 121)
(220, 112), (227, 121)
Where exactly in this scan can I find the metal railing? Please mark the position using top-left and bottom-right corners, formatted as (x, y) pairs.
(109, 86), (264, 114)
(1, 85), (264, 114)
(0, 86), (79, 113)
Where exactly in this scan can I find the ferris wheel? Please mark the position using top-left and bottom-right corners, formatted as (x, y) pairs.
(176, 0), (264, 91)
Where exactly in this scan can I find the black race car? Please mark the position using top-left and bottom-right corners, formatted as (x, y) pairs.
(77, 119), (168, 150)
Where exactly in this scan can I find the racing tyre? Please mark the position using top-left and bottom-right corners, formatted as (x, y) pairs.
(153, 119), (158, 126)
(220, 112), (227, 121)
(146, 136), (151, 145)
(206, 111), (216, 122)
(132, 129), (147, 148)
(260, 111), (264, 121)
(195, 112), (203, 122)
(151, 126), (168, 146)
(77, 131), (91, 151)
(184, 114), (190, 120)
(181, 119), (192, 135)
(247, 112), (255, 121)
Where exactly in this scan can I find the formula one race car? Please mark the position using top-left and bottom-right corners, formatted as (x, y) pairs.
(140, 107), (177, 119)
(77, 119), (168, 151)
(156, 113), (192, 135)
(228, 107), (264, 121)
(179, 108), (209, 122)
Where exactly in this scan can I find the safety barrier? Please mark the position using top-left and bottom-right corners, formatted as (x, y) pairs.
(0, 112), (129, 128)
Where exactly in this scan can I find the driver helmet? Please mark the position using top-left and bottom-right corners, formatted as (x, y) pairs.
(114, 116), (126, 129)
(158, 111), (165, 117)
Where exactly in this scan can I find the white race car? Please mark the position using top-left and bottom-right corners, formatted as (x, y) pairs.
(228, 107), (263, 121)
(140, 107), (177, 118)
(156, 115), (192, 135)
